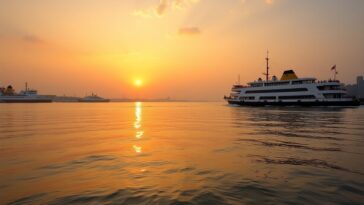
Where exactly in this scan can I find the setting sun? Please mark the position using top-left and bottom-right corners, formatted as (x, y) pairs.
(134, 79), (143, 87)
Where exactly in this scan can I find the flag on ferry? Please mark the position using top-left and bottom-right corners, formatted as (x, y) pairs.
(331, 65), (336, 70)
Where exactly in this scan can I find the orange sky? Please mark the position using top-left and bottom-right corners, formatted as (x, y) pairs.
(0, 0), (363, 100)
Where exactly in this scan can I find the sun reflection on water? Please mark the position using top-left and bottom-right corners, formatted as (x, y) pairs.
(133, 145), (142, 153)
(136, 131), (144, 139)
(133, 102), (143, 154)
(134, 102), (142, 129)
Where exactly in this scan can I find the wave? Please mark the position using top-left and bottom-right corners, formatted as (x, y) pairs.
(237, 138), (341, 152)
(251, 155), (364, 176)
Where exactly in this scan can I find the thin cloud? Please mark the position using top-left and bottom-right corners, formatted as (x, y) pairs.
(178, 27), (201, 35)
(22, 34), (43, 43)
(156, 0), (169, 16)
(134, 0), (200, 18)
(133, 9), (154, 18)
(240, 0), (276, 5)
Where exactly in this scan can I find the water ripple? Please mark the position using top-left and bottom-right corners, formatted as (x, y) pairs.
(237, 138), (341, 152)
(252, 155), (364, 175)
(1, 103), (364, 205)
(7, 193), (47, 205)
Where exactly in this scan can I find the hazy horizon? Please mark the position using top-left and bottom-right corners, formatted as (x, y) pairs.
(1, 0), (364, 100)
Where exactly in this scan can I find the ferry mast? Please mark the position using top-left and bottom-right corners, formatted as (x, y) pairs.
(263, 50), (270, 82)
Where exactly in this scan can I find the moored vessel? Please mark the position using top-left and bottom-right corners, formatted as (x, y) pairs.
(224, 53), (360, 107)
(0, 83), (54, 103)
(78, 93), (110, 102)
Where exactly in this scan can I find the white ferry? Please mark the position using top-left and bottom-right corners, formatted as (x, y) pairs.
(0, 83), (55, 103)
(78, 93), (110, 102)
(224, 54), (360, 107)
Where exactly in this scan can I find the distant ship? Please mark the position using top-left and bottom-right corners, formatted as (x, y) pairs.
(53, 96), (81, 102)
(224, 53), (360, 107)
(78, 93), (110, 102)
(0, 83), (54, 103)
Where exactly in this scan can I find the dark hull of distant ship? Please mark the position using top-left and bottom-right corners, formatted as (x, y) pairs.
(0, 99), (53, 103)
(227, 99), (360, 107)
(78, 99), (110, 103)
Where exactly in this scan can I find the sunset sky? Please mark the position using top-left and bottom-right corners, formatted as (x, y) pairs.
(1, 0), (363, 100)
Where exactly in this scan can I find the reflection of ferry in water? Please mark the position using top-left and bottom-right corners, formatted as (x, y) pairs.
(225, 53), (360, 107)
(0, 83), (54, 103)
(78, 93), (110, 102)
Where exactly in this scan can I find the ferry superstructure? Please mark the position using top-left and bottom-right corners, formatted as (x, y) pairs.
(225, 54), (360, 106)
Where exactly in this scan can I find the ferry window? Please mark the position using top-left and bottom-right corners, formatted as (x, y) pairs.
(264, 82), (290, 86)
(292, 81), (302, 84)
(251, 83), (263, 87)
(278, 95), (315, 99)
(246, 88), (308, 94)
(317, 85), (341, 90)
(260, 96), (276, 100)
(324, 94), (342, 98)
(317, 86), (325, 90)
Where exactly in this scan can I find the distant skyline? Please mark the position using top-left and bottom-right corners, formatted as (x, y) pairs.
(1, 0), (363, 100)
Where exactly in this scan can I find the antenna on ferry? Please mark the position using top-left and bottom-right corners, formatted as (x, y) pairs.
(263, 50), (270, 82)
(238, 74), (241, 85)
(25, 82), (28, 91)
(331, 65), (338, 81)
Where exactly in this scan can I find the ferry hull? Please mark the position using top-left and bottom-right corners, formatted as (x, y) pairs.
(0, 99), (53, 103)
(227, 100), (360, 107)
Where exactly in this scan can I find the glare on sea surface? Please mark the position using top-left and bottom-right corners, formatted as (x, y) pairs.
(1, 103), (364, 204)
(136, 131), (144, 139)
(134, 103), (142, 129)
(133, 145), (142, 153)
(133, 102), (143, 154)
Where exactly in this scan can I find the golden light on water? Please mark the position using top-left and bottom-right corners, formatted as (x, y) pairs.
(133, 145), (142, 153)
(136, 131), (144, 139)
(134, 102), (142, 129)
(133, 102), (143, 154)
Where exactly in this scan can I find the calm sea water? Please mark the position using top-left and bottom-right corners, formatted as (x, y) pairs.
(0, 102), (363, 205)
